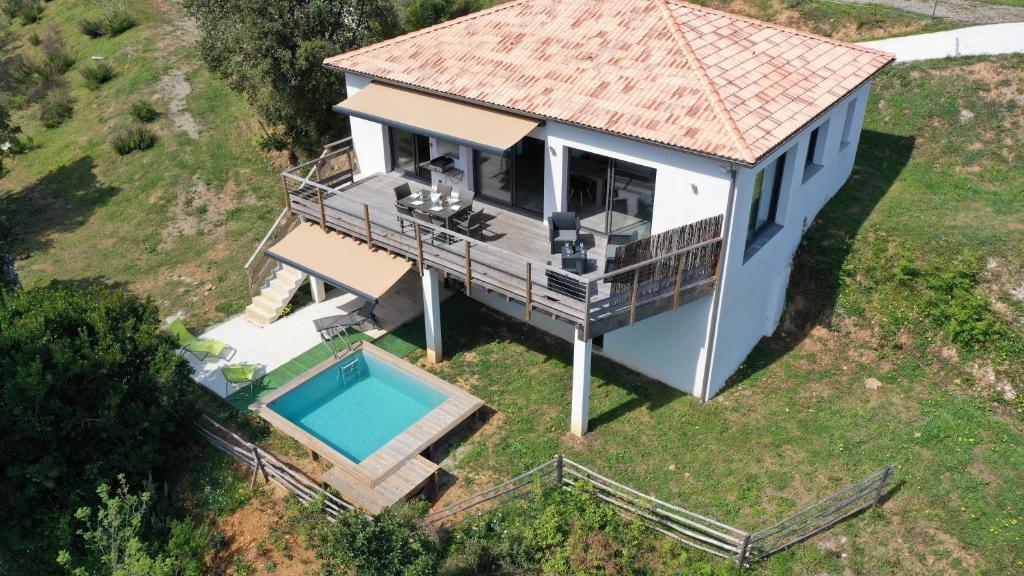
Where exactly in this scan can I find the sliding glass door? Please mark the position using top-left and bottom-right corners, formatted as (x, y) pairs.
(473, 136), (545, 215)
(567, 148), (657, 237)
(390, 128), (431, 181)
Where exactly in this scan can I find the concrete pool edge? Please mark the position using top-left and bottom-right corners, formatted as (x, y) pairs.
(254, 341), (484, 489)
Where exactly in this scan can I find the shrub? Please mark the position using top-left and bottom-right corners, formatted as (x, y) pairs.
(79, 8), (137, 38)
(38, 89), (74, 128)
(255, 130), (288, 152)
(79, 60), (114, 90)
(1, 0), (43, 24)
(111, 124), (156, 154)
(40, 31), (76, 76)
(27, 31), (40, 46)
(129, 99), (158, 122)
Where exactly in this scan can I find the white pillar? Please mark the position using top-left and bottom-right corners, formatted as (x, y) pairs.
(310, 277), (327, 303)
(422, 268), (442, 364)
(570, 328), (592, 437)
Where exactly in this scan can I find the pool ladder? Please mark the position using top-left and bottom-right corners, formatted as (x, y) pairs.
(320, 326), (354, 360)
(338, 355), (363, 383)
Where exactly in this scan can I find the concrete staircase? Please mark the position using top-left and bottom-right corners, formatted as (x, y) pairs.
(243, 264), (307, 327)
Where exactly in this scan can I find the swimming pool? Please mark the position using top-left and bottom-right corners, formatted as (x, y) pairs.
(266, 349), (449, 463)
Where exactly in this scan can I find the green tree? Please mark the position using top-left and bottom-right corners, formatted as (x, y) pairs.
(0, 284), (196, 572)
(183, 0), (402, 159)
(400, 0), (488, 31)
(0, 104), (21, 174)
(58, 476), (174, 576)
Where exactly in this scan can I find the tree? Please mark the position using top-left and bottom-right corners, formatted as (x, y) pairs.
(58, 476), (174, 576)
(399, 0), (488, 32)
(183, 0), (402, 159)
(0, 104), (21, 174)
(0, 284), (197, 572)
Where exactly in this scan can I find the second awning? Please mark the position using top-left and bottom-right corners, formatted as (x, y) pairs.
(265, 223), (412, 303)
(333, 82), (541, 154)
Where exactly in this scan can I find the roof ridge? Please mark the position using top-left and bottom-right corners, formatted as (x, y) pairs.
(655, 0), (755, 164)
(664, 0), (896, 60)
(325, 0), (536, 65)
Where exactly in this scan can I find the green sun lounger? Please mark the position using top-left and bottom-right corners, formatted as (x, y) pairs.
(168, 318), (226, 361)
(222, 364), (259, 398)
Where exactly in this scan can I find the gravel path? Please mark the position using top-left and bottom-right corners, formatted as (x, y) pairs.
(835, 0), (1024, 25)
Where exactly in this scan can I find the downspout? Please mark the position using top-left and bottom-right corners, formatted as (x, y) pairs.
(699, 165), (738, 402)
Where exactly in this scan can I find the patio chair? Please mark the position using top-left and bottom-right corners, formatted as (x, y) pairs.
(413, 211), (437, 244)
(393, 182), (412, 203)
(436, 183), (453, 197)
(394, 183), (414, 232)
(222, 364), (259, 398)
(430, 213), (452, 244)
(549, 211), (579, 254)
(168, 318), (226, 361)
(603, 231), (639, 273)
(453, 207), (484, 238)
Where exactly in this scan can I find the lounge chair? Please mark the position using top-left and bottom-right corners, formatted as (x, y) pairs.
(549, 211), (579, 254)
(168, 318), (226, 361)
(222, 364), (259, 398)
(604, 231), (639, 273)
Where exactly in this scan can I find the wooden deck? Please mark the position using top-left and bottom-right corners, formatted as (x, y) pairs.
(257, 342), (483, 514)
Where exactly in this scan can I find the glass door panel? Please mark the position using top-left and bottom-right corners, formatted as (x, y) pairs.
(475, 149), (512, 204)
(609, 159), (656, 237)
(567, 149), (610, 233)
(513, 137), (545, 214)
(391, 128), (431, 181)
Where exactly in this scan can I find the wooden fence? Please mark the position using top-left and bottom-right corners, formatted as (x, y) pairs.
(195, 418), (894, 566)
(422, 454), (896, 567)
(195, 416), (363, 521)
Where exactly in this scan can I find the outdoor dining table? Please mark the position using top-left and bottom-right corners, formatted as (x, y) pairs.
(398, 189), (470, 229)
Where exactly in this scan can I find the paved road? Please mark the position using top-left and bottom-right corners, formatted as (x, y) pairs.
(859, 22), (1024, 61)
(836, 0), (1024, 25)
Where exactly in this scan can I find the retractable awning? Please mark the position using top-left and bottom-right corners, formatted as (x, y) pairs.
(265, 223), (412, 302)
(333, 82), (541, 154)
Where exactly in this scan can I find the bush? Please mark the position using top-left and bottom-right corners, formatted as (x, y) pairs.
(0, 284), (197, 571)
(129, 99), (158, 122)
(41, 31), (76, 75)
(79, 9), (137, 38)
(79, 60), (115, 90)
(27, 31), (40, 46)
(38, 89), (74, 128)
(111, 124), (156, 154)
(1, 0), (43, 24)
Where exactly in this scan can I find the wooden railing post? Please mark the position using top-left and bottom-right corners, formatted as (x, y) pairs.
(317, 187), (326, 231)
(415, 223), (424, 276)
(555, 454), (564, 487)
(628, 268), (640, 325)
(583, 281), (592, 340)
(464, 242), (472, 293)
(737, 534), (752, 569)
(672, 254), (684, 309)
(525, 262), (532, 321)
(363, 203), (373, 247)
(873, 465), (893, 507)
(282, 178), (292, 211)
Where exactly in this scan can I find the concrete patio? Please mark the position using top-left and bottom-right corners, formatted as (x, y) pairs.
(183, 269), (440, 398)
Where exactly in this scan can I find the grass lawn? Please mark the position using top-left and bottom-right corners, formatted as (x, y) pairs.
(0, 0), (285, 327)
(410, 56), (1024, 575)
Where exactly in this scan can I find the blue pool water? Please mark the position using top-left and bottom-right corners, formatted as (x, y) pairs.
(268, 351), (448, 463)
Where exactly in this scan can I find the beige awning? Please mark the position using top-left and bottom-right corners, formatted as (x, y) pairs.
(333, 82), (541, 153)
(265, 223), (412, 302)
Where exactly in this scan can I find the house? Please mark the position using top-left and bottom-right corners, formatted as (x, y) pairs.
(246, 0), (893, 436)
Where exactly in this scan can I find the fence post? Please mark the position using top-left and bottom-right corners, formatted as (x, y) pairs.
(737, 534), (752, 570)
(363, 203), (373, 247)
(873, 465), (893, 507)
(415, 223), (424, 276)
(250, 446), (262, 490)
(464, 242), (472, 293)
(317, 187), (326, 231)
(525, 263), (532, 321)
(555, 454), (564, 487)
(628, 268), (640, 325)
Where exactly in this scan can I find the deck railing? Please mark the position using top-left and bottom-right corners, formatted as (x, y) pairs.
(281, 144), (723, 338)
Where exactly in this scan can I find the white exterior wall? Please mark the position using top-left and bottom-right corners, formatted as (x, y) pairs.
(704, 83), (872, 399)
(339, 72), (872, 399)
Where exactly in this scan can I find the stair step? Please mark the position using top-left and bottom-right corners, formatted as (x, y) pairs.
(242, 263), (309, 327)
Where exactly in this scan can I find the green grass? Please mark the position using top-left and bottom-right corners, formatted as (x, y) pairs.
(404, 57), (1023, 574)
(0, 0), (283, 327)
(690, 0), (956, 41)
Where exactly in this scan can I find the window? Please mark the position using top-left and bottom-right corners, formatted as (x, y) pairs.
(746, 152), (786, 249)
(390, 128), (431, 180)
(566, 148), (657, 237)
(840, 98), (858, 148)
(802, 121), (827, 183)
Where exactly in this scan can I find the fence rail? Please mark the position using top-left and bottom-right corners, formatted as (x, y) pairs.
(423, 454), (896, 567)
(195, 415), (364, 521)
(280, 142), (723, 338)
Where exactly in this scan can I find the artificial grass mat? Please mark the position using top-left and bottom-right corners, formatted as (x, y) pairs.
(225, 292), (482, 411)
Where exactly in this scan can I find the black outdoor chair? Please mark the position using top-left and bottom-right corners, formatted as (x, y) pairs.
(394, 183), (413, 232)
(604, 231), (639, 273)
(549, 211), (579, 254)
(413, 211), (437, 244)
(454, 207), (484, 238)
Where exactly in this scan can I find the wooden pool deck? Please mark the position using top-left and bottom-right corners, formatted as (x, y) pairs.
(256, 341), (483, 514)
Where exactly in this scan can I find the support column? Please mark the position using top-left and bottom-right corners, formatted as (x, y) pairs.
(310, 277), (327, 303)
(570, 327), (592, 437)
(422, 267), (442, 364)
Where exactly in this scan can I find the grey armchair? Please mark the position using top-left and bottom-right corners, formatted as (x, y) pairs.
(549, 211), (579, 254)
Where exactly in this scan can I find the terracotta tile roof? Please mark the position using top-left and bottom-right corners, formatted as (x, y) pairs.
(324, 0), (893, 165)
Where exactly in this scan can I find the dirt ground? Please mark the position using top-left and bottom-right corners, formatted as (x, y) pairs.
(835, 0), (1024, 24)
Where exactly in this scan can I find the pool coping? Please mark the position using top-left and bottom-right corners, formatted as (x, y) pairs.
(254, 341), (483, 488)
